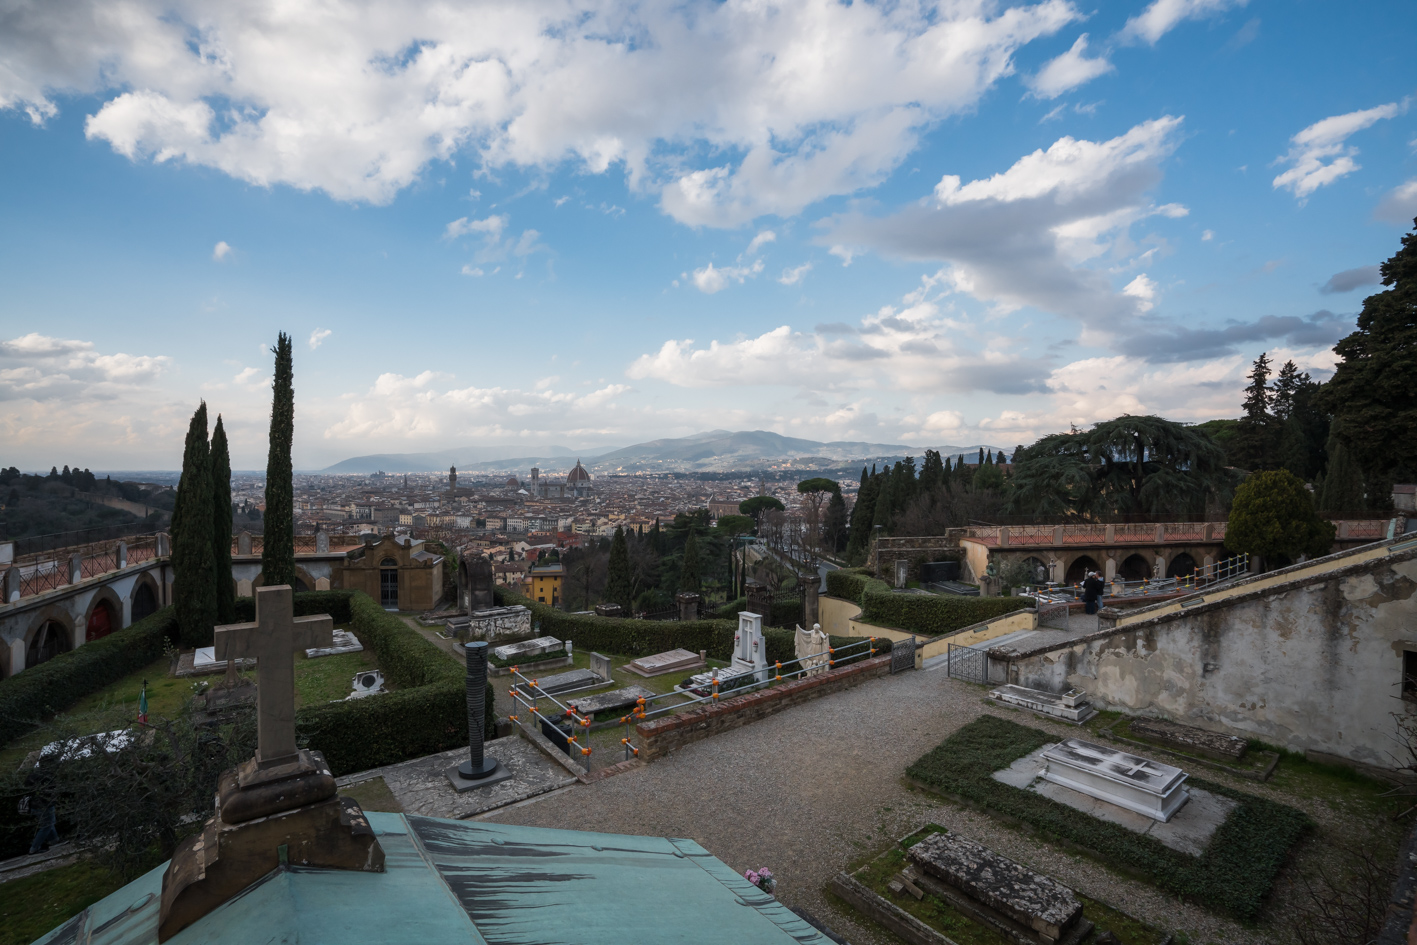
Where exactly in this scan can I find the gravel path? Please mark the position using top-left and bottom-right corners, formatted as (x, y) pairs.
(479, 666), (1296, 945)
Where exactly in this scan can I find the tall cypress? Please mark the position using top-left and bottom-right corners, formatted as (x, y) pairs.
(871, 466), (893, 533)
(173, 403), (216, 646)
(678, 530), (702, 594)
(262, 333), (296, 588)
(604, 526), (633, 611)
(1318, 431), (1364, 511)
(844, 467), (879, 564)
(211, 414), (235, 623)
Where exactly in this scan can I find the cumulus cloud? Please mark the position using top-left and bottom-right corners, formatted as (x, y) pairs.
(212, 240), (232, 261)
(1121, 0), (1247, 46)
(779, 263), (812, 286)
(308, 328), (332, 349)
(445, 215), (507, 241)
(690, 259), (764, 294)
(1272, 102), (1405, 200)
(1375, 178), (1417, 224)
(1122, 274), (1158, 311)
(823, 116), (1186, 330)
(1027, 34), (1113, 99)
(0, 0), (1079, 222)
(0, 333), (170, 401)
(745, 230), (777, 256)
(1320, 265), (1381, 294)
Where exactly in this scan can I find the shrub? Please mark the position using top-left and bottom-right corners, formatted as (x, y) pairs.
(0, 607), (179, 749)
(825, 570), (1029, 636)
(905, 715), (1310, 922)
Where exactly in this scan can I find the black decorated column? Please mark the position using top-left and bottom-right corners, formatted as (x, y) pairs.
(458, 641), (499, 780)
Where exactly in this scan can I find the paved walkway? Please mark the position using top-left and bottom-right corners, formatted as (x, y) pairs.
(482, 664), (1290, 945)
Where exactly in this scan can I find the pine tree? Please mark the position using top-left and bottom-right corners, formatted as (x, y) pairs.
(210, 414), (235, 623)
(1272, 360), (1306, 420)
(172, 403), (216, 646)
(1234, 352), (1277, 470)
(1321, 217), (1417, 483)
(678, 530), (702, 594)
(918, 450), (945, 494)
(997, 450), (1008, 464)
(1318, 431), (1364, 511)
(604, 526), (633, 611)
(262, 333), (296, 588)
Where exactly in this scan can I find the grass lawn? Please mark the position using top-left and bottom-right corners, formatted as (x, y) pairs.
(905, 715), (1312, 923)
(341, 776), (404, 814)
(844, 823), (1170, 945)
(0, 859), (126, 945)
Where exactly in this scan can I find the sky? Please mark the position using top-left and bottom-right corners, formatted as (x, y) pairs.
(0, 0), (1414, 472)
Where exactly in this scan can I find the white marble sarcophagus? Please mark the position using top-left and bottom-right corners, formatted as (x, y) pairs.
(1041, 738), (1188, 822)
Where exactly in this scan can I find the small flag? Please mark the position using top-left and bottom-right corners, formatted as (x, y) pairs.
(138, 681), (148, 724)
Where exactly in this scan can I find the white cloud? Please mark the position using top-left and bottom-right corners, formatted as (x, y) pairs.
(828, 245), (857, 267)
(1122, 274), (1158, 311)
(1375, 178), (1417, 224)
(1272, 102), (1404, 200)
(212, 240), (232, 261)
(745, 230), (777, 256)
(233, 366), (268, 390)
(778, 263), (812, 286)
(826, 116), (1185, 329)
(461, 265), (485, 277)
(1121, 0), (1247, 45)
(1201, 229), (1214, 241)
(308, 328), (332, 349)
(690, 259), (764, 294)
(1027, 34), (1113, 100)
(1, 0), (1080, 223)
(445, 215), (508, 241)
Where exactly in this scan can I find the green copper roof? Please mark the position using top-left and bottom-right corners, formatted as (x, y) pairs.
(31, 813), (831, 945)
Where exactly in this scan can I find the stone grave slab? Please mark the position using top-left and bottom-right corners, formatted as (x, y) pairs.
(448, 604), (531, 643)
(492, 636), (562, 662)
(1128, 717), (1247, 761)
(185, 647), (255, 677)
(624, 648), (705, 677)
(512, 668), (607, 699)
(590, 651), (613, 682)
(1043, 738), (1188, 822)
(992, 743), (1237, 856)
(305, 629), (363, 659)
(989, 684), (1096, 723)
(566, 685), (654, 720)
(908, 832), (1084, 945)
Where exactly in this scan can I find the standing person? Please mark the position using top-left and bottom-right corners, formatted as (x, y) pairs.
(1082, 570), (1105, 615)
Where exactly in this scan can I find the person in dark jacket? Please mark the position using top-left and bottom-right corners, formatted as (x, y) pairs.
(1082, 571), (1105, 615)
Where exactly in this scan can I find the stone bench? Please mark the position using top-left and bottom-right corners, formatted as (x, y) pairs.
(1128, 717), (1247, 761)
(908, 832), (1090, 945)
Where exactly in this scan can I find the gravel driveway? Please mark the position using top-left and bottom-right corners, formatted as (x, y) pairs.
(480, 665), (1299, 945)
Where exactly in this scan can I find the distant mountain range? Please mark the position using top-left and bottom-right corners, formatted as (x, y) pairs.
(320, 430), (1010, 475)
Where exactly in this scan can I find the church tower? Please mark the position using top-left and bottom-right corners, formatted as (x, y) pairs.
(449, 465), (457, 494)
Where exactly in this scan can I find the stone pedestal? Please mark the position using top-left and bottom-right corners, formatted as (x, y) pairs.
(594, 602), (623, 618)
(676, 592), (701, 622)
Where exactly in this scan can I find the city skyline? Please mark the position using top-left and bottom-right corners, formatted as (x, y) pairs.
(1, 0), (1413, 470)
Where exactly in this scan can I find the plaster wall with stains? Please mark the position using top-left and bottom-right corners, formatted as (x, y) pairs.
(1003, 549), (1417, 767)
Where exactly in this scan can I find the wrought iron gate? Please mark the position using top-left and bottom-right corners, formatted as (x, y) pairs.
(890, 637), (917, 674)
(945, 643), (988, 683)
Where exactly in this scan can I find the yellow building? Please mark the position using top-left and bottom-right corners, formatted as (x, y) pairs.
(525, 560), (565, 608)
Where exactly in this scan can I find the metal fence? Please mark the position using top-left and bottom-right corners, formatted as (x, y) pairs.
(890, 637), (917, 674)
(944, 643), (988, 683)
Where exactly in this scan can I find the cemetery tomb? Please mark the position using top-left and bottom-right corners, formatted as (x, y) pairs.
(1127, 717), (1248, 761)
(192, 646), (255, 675)
(449, 604), (532, 642)
(305, 628), (364, 658)
(347, 670), (386, 699)
(492, 636), (563, 662)
(625, 647), (705, 677)
(512, 668), (606, 699)
(989, 684), (1097, 723)
(589, 651), (613, 682)
(1042, 738), (1188, 822)
(731, 612), (769, 683)
(567, 685), (655, 720)
(908, 832), (1086, 945)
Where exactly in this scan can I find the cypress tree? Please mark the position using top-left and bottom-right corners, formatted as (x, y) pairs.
(679, 529), (702, 594)
(262, 333), (296, 588)
(1318, 431), (1364, 512)
(844, 467), (879, 564)
(871, 466), (893, 533)
(604, 526), (633, 611)
(173, 403), (217, 646)
(211, 414), (235, 623)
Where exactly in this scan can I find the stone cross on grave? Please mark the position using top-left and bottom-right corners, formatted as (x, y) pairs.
(215, 585), (332, 777)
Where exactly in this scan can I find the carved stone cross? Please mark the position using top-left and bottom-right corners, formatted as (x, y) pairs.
(214, 585), (332, 769)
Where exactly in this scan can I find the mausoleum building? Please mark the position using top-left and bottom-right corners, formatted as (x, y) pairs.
(333, 533), (443, 611)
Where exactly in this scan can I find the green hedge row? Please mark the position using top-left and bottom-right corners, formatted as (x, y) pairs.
(708, 596), (807, 629)
(293, 591), (494, 776)
(233, 590), (354, 624)
(825, 569), (1029, 637)
(905, 715), (1310, 922)
(495, 587), (890, 667)
(0, 607), (180, 749)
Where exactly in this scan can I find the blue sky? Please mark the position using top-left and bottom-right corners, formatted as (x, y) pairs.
(0, 0), (1413, 471)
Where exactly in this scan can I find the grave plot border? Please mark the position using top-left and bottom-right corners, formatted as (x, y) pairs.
(903, 715), (1311, 923)
(1099, 720), (1280, 782)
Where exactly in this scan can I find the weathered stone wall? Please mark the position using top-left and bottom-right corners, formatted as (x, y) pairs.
(636, 655), (891, 759)
(465, 605), (532, 642)
(995, 545), (1417, 767)
(869, 532), (967, 579)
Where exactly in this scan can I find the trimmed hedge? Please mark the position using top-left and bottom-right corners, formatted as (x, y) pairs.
(826, 569), (1029, 637)
(709, 595), (807, 629)
(233, 590), (354, 624)
(905, 715), (1310, 922)
(494, 587), (890, 667)
(0, 606), (180, 748)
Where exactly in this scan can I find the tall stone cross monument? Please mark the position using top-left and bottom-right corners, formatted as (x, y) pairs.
(214, 584), (332, 773)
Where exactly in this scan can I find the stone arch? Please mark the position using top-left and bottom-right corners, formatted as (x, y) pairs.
(252, 566), (316, 593)
(1166, 552), (1198, 578)
(1064, 554), (1100, 585)
(26, 606), (75, 668)
(1118, 553), (1151, 582)
(1020, 556), (1048, 585)
(130, 572), (160, 623)
(83, 586), (124, 642)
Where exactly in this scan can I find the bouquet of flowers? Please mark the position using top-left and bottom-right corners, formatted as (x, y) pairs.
(743, 867), (776, 894)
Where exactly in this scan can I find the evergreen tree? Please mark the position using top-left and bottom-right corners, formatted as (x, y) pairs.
(261, 333), (296, 588)
(1271, 360), (1305, 420)
(977, 448), (985, 465)
(678, 530), (702, 594)
(1227, 469), (1335, 569)
(172, 403), (217, 646)
(871, 466), (893, 533)
(1320, 217), (1417, 484)
(844, 467), (879, 564)
(823, 489), (848, 553)
(996, 450), (1007, 464)
(1318, 431), (1364, 511)
(918, 450), (945, 494)
(210, 414), (235, 623)
(604, 526), (633, 611)
(1233, 352), (1277, 471)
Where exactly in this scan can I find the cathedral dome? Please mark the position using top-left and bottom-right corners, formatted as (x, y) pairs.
(567, 460), (592, 482)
